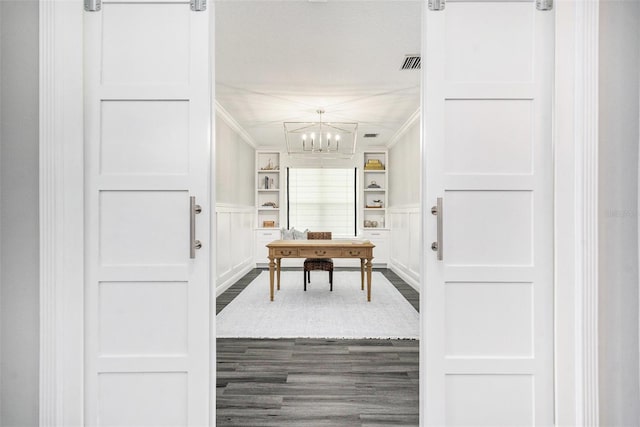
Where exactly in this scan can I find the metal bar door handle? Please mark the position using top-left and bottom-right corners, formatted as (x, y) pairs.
(431, 197), (443, 261)
(190, 196), (202, 259)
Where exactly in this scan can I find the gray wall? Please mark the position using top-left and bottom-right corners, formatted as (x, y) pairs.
(599, 1), (640, 425)
(388, 119), (420, 207)
(0, 1), (40, 426)
(215, 114), (255, 206)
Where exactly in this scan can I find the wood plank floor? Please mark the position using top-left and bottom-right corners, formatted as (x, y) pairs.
(217, 269), (420, 427)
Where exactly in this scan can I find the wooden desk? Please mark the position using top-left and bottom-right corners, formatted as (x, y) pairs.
(266, 239), (375, 301)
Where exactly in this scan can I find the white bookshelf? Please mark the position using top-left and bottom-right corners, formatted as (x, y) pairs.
(362, 151), (388, 230)
(255, 151), (281, 229)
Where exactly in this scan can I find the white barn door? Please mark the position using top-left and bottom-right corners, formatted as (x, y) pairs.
(84, 1), (211, 425)
(423, 1), (553, 426)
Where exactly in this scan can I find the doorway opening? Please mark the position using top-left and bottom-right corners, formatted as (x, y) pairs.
(213, 1), (422, 424)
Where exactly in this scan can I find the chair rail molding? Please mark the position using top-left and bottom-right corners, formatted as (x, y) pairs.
(39, 0), (84, 425)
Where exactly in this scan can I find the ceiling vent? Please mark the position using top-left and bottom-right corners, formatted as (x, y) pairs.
(400, 55), (421, 70)
(363, 133), (379, 138)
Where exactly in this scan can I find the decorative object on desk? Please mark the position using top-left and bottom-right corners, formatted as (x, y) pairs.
(264, 176), (269, 189)
(261, 201), (277, 208)
(292, 228), (309, 240)
(367, 180), (381, 189)
(364, 159), (384, 170)
(281, 227), (295, 240)
(263, 220), (275, 228)
(284, 109), (358, 159)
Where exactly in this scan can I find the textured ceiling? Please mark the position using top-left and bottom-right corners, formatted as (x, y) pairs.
(215, 1), (422, 150)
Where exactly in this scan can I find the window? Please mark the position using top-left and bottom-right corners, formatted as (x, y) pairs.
(287, 168), (356, 236)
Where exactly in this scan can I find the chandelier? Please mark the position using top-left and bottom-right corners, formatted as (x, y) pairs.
(284, 110), (358, 158)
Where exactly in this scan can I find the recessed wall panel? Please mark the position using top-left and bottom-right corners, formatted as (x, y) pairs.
(445, 191), (532, 266)
(445, 282), (533, 357)
(101, 101), (190, 175)
(446, 374), (534, 427)
(445, 100), (533, 174)
(102, 3), (190, 85)
(445, 2), (534, 82)
(99, 191), (188, 266)
(99, 282), (188, 356)
(98, 373), (187, 427)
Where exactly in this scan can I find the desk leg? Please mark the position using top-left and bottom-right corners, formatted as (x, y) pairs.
(360, 258), (365, 291)
(268, 257), (275, 301)
(366, 258), (372, 302)
(276, 258), (281, 291)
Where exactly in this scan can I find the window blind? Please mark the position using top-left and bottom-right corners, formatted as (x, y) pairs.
(287, 168), (356, 236)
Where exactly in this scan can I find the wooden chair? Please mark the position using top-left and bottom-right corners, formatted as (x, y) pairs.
(303, 231), (334, 291)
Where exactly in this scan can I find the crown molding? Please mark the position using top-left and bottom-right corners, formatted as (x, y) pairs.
(386, 108), (420, 149)
(215, 101), (257, 148)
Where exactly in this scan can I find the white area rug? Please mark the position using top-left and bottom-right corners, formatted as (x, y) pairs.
(216, 271), (419, 339)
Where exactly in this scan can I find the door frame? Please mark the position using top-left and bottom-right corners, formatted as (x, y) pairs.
(39, 0), (599, 425)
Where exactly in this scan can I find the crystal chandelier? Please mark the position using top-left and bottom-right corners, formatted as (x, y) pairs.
(284, 110), (358, 158)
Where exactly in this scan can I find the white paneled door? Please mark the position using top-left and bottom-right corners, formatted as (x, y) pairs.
(84, 2), (211, 425)
(423, 1), (554, 426)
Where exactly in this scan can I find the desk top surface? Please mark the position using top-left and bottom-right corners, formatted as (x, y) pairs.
(266, 239), (375, 248)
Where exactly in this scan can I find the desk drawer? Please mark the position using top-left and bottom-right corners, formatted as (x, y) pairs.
(341, 248), (368, 257)
(272, 248), (299, 257)
(298, 248), (342, 258)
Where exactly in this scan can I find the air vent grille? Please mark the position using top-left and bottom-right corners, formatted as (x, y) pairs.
(363, 133), (379, 138)
(401, 55), (421, 70)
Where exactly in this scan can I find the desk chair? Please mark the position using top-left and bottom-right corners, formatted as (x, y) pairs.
(303, 231), (334, 291)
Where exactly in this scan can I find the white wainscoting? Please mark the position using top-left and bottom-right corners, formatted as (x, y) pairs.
(388, 205), (421, 290)
(215, 204), (254, 295)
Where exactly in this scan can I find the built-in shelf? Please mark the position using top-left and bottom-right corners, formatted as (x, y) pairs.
(256, 151), (282, 229)
(362, 151), (388, 230)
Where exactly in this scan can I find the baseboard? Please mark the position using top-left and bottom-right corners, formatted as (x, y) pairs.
(216, 262), (254, 297)
(389, 260), (420, 292)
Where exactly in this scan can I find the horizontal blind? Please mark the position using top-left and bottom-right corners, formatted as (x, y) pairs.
(288, 168), (355, 236)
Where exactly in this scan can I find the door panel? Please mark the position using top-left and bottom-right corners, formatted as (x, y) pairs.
(100, 101), (190, 175)
(424, 1), (553, 425)
(101, 3), (191, 85)
(444, 2), (534, 82)
(445, 374), (534, 427)
(85, 1), (210, 425)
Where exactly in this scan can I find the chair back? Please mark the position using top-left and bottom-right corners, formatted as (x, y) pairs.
(307, 231), (332, 240)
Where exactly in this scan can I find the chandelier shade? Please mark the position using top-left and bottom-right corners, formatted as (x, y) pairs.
(284, 110), (358, 158)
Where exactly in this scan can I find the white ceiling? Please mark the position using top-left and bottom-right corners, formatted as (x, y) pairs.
(215, 1), (422, 151)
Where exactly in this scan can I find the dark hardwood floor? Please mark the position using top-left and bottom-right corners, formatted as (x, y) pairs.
(216, 268), (420, 427)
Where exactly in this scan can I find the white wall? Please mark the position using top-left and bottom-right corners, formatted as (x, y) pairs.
(215, 112), (255, 292)
(216, 114), (255, 206)
(0, 1), (40, 425)
(387, 118), (420, 288)
(388, 119), (420, 207)
(598, 1), (640, 425)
